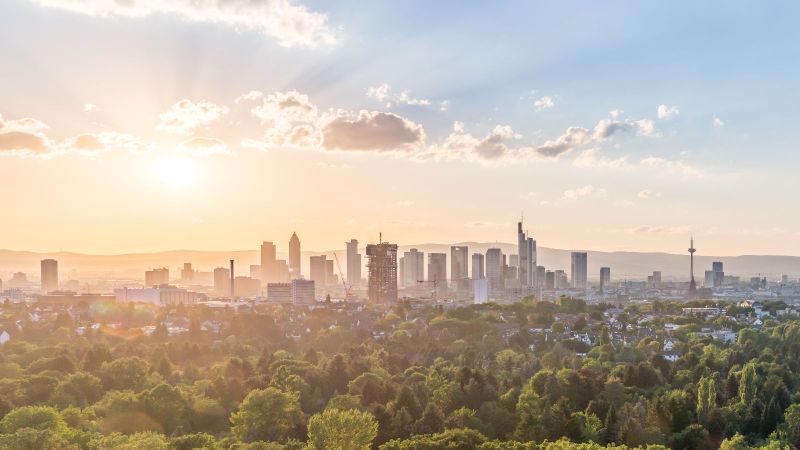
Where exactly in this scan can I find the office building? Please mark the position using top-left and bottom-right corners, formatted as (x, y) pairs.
(309, 255), (328, 292)
(346, 239), (361, 286)
(451, 246), (469, 295)
(600, 267), (611, 293)
(250, 264), (261, 280)
(517, 221), (536, 288)
(486, 248), (504, 296)
(213, 267), (230, 297)
(325, 259), (336, 286)
(267, 283), (292, 303)
(555, 269), (568, 289)
(570, 252), (588, 289)
(652, 271), (662, 287)
(472, 253), (485, 280)
(366, 241), (398, 304)
(473, 278), (488, 304)
(145, 267), (169, 287)
(289, 233), (301, 278)
(181, 263), (194, 283)
(261, 241), (278, 283)
(292, 279), (315, 304)
(114, 286), (198, 306)
(40, 259), (58, 294)
(704, 270), (714, 288)
(712, 261), (724, 287)
(428, 253), (448, 298)
(545, 271), (555, 289)
(402, 248), (424, 287)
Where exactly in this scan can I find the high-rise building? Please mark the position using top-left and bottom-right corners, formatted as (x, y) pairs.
(309, 255), (327, 292)
(40, 259), (58, 294)
(346, 239), (361, 286)
(486, 249), (504, 296)
(545, 271), (555, 289)
(509, 254), (519, 267)
(276, 260), (290, 282)
(428, 253), (448, 298)
(712, 261), (724, 287)
(704, 270), (714, 288)
(250, 264), (261, 280)
(472, 253), (485, 280)
(555, 269), (568, 289)
(366, 241), (398, 304)
(213, 267), (230, 297)
(402, 248), (424, 287)
(451, 246), (469, 296)
(652, 271), (662, 287)
(145, 267), (169, 287)
(570, 252), (588, 289)
(181, 263), (194, 283)
(261, 241), (278, 283)
(289, 233), (301, 278)
(234, 276), (261, 298)
(600, 267), (611, 293)
(517, 221), (536, 289)
(325, 259), (336, 286)
(267, 283), (292, 303)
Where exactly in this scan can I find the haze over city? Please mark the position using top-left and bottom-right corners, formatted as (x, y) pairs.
(3, 1), (800, 256)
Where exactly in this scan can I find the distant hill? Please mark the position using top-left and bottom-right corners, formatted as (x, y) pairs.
(1, 244), (798, 281)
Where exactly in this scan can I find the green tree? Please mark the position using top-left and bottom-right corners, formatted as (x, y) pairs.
(230, 388), (304, 443)
(306, 408), (378, 450)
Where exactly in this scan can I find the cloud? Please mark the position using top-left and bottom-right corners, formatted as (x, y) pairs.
(322, 111), (425, 152)
(637, 189), (652, 199)
(63, 132), (153, 154)
(626, 225), (691, 235)
(83, 103), (97, 113)
(178, 137), (228, 155)
(419, 122), (538, 163)
(0, 131), (51, 155)
(366, 83), (432, 107)
(533, 96), (555, 112)
(157, 99), (228, 135)
(561, 185), (605, 201)
(29, 0), (337, 47)
(593, 118), (656, 139)
(534, 126), (592, 158)
(572, 148), (629, 169)
(713, 115), (725, 127)
(657, 104), (680, 120)
(640, 156), (703, 177)
(396, 200), (414, 208)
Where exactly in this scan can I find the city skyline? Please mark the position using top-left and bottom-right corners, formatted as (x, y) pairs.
(2, 1), (800, 256)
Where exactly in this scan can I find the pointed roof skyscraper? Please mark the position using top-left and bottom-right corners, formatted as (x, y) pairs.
(289, 232), (301, 278)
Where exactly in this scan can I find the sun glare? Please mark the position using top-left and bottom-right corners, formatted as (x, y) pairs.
(152, 154), (198, 187)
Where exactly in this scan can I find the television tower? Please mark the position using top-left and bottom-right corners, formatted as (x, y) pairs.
(688, 237), (697, 297)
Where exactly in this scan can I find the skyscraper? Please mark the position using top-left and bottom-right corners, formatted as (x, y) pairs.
(366, 240), (398, 304)
(402, 248), (424, 287)
(570, 252), (588, 289)
(712, 261), (724, 287)
(346, 239), (361, 286)
(289, 233), (301, 278)
(486, 248), (503, 296)
(599, 267), (611, 293)
(261, 241), (277, 283)
(451, 246), (469, 296)
(472, 253), (485, 280)
(145, 267), (169, 287)
(309, 255), (327, 293)
(428, 253), (448, 298)
(517, 221), (536, 289)
(40, 259), (58, 293)
(213, 267), (230, 297)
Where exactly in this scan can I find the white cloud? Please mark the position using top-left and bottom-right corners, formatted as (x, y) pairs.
(64, 131), (153, 154)
(396, 200), (414, 208)
(637, 189), (652, 199)
(29, 0), (337, 48)
(713, 115), (725, 127)
(609, 109), (624, 118)
(0, 114), (54, 156)
(593, 118), (656, 139)
(366, 83), (432, 107)
(561, 185), (604, 201)
(178, 137), (228, 156)
(83, 103), (97, 113)
(640, 156), (703, 177)
(572, 148), (630, 169)
(533, 96), (555, 112)
(156, 99), (228, 135)
(657, 104), (680, 120)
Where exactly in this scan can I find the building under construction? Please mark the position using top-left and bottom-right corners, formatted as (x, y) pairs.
(366, 239), (398, 304)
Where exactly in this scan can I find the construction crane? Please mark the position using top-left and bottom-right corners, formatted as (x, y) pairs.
(333, 252), (351, 302)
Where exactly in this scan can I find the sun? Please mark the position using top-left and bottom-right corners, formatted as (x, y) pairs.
(152, 154), (198, 187)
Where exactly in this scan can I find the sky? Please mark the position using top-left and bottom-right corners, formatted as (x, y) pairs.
(1, 0), (799, 256)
